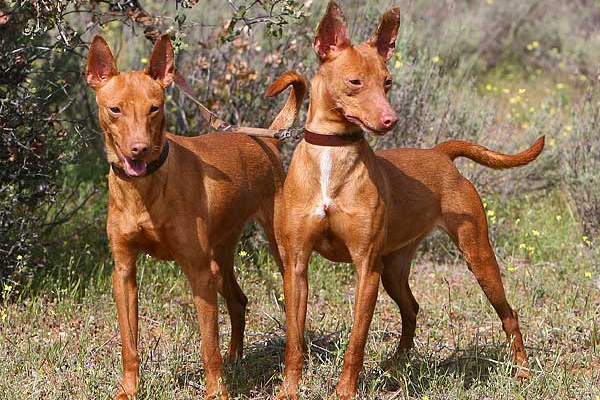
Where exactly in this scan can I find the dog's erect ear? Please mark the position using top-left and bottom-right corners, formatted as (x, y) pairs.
(368, 7), (401, 61)
(146, 34), (175, 87)
(86, 36), (119, 90)
(313, 2), (351, 61)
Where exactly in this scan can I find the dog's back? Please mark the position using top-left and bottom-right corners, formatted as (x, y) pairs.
(375, 138), (544, 252)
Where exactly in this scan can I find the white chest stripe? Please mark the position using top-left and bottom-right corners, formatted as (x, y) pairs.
(314, 149), (334, 217)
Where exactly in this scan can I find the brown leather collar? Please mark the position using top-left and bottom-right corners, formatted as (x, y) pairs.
(304, 128), (364, 146)
(111, 139), (170, 179)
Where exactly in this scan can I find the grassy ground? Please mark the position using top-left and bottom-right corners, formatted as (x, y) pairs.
(2, 190), (598, 399)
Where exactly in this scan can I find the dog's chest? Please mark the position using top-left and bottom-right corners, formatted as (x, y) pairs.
(305, 147), (386, 259)
(313, 148), (334, 217)
(309, 147), (373, 218)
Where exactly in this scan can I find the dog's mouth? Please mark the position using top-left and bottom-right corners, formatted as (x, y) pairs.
(344, 115), (393, 136)
(123, 157), (147, 177)
(114, 144), (148, 177)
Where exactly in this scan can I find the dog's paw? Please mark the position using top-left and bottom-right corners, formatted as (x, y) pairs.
(327, 391), (354, 400)
(275, 381), (299, 400)
(275, 390), (298, 400)
(382, 347), (411, 372)
(114, 391), (136, 400)
(515, 366), (531, 385)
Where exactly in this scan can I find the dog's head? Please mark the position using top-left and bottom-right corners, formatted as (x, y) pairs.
(86, 35), (174, 177)
(313, 2), (400, 136)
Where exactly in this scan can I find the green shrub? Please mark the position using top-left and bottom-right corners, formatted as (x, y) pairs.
(0, 1), (97, 282)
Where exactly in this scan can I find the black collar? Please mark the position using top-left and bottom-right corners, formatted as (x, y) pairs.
(110, 139), (170, 179)
(304, 128), (364, 146)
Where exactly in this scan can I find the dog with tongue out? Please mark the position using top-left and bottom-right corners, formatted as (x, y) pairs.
(85, 33), (307, 400)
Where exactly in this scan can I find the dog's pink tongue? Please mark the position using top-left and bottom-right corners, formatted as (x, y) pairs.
(124, 158), (147, 177)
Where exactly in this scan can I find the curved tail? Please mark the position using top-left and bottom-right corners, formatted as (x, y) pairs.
(265, 70), (307, 131)
(433, 136), (545, 169)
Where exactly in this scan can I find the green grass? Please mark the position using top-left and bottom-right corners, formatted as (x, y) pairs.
(1, 191), (598, 399)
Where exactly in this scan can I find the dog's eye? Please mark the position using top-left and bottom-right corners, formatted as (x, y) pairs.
(149, 105), (160, 113)
(109, 106), (121, 114)
(384, 78), (393, 88)
(348, 79), (363, 87)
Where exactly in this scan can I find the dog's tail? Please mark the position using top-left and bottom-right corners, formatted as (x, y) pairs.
(433, 136), (545, 169)
(265, 70), (307, 133)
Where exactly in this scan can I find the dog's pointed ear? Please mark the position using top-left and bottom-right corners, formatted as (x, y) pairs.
(368, 7), (401, 61)
(313, 2), (351, 61)
(86, 36), (119, 90)
(146, 34), (175, 87)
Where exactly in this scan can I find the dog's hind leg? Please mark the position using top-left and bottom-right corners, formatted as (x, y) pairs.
(212, 232), (248, 363)
(180, 249), (228, 399)
(441, 178), (529, 380)
(256, 201), (285, 274)
(381, 239), (423, 361)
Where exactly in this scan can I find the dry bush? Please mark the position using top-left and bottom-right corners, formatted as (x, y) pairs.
(560, 82), (600, 238)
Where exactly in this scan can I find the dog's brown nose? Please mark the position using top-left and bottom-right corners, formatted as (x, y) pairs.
(130, 142), (149, 157)
(381, 113), (398, 129)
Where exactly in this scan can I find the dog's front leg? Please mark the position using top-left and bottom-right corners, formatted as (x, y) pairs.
(181, 256), (228, 400)
(332, 252), (384, 400)
(111, 244), (140, 400)
(277, 244), (312, 400)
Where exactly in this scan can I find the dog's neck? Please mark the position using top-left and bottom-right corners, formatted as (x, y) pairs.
(305, 73), (363, 136)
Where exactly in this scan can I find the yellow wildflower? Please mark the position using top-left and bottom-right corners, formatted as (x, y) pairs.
(582, 236), (592, 246)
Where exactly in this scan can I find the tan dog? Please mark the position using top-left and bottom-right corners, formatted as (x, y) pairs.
(86, 35), (306, 399)
(276, 3), (542, 399)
